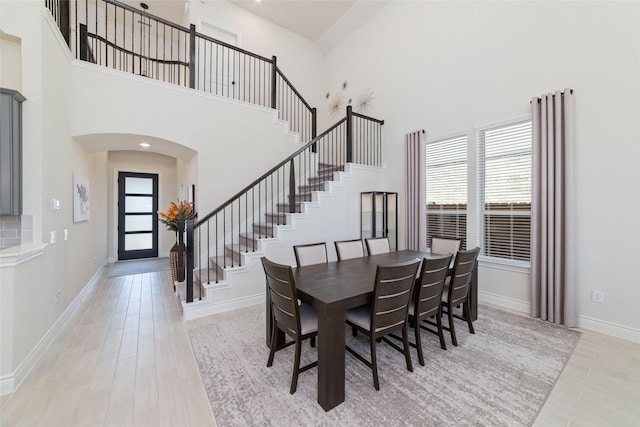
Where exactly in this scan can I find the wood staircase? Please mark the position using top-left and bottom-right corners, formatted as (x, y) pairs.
(192, 162), (344, 291)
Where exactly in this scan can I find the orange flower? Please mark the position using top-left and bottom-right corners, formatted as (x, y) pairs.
(158, 200), (195, 232)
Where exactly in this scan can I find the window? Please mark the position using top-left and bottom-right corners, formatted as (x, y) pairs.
(478, 120), (532, 262)
(425, 135), (467, 250)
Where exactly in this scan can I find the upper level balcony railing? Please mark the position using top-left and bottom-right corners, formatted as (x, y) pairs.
(45, 0), (316, 143)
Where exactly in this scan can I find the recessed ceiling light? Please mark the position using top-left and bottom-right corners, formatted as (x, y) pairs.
(139, 142), (150, 148)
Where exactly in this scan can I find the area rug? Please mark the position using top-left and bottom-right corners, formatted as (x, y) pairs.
(189, 305), (580, 426)
(106, 257), (170, 277)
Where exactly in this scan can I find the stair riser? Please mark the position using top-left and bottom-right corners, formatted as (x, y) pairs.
(264, 213), (287, 224)
(277, 203), (301, 213)
(239, 235), (259, 248)
(253, 224), (275, 236)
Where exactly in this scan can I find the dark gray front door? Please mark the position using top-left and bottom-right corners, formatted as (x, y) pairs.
(117, 171), (158, 260)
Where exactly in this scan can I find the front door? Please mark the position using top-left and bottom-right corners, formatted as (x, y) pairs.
(117, 171), (159, 260)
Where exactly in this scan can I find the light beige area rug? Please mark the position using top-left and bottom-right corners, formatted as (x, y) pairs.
(189, 305), (580, 426)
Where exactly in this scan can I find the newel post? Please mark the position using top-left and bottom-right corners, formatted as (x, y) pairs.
(346, 105), (353, 163)
(79, 24), (88, 61)
(288, 159), (296, 213)
(270, 56), (277, 110)
(189, 24), (196, 89)
(185, 219), (194, 303)
(311, 107), (317, 153)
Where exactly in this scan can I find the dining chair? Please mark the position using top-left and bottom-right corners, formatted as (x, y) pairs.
(410, 254), (453, 365)
(293, 242), (328, 267)
(441, 247), (481, 346)
(262, 257), (318, 394)
(431, 236), (462, 257)
(364, 237), (390, 256)
(334, 239), (365, 261)
(345, 259), (421, 390)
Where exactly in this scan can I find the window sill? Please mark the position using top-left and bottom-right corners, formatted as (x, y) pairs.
(478, 256), (530, 274)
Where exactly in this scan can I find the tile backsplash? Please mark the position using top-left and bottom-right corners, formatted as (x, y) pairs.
(0, 215), (21, 249)
(0, 214), (32, 249)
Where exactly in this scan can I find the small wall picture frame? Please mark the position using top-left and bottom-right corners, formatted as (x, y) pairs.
(73, 173), (90, 222)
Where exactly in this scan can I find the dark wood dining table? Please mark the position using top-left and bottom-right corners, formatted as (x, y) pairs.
(265, 250), (477, 411)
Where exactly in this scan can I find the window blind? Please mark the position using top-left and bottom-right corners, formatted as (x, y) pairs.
(478, 120), (532, 261)
(425, 135), (467, 249)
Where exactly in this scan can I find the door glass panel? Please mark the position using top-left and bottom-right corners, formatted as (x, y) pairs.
(125, 215), (152, 232)
(125, 177), (152, 194)
(125, 233), (152, 251)
(125, 196), (153, 213)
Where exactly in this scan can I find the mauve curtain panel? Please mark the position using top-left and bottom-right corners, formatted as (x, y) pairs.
(405, 130), (426, 251)
(530, 89), (577, 327)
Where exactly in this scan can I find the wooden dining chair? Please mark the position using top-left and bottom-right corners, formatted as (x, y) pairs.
(345, 259), (421, 390)
(262, 257), (318, 394)
(364, 237), (390, 255)
(410, 254), (453, 365)
(431, 236), (462, 257)
(334, 239), (365, 261)
(441, 247), (480, 346)
(293, 242), (328, 267)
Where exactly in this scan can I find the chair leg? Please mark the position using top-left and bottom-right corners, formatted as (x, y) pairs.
(414, 316), (425, 366)
(464, 301), (475, 334)
(436, 308), (447, 350)
(402, 325), (413, 373)
(448, 306), (458, 346)
(267, 320), (278, 367)
(290, 339), (301, 394)
(310, 336), (316, 347)
(370, 338), (380, 391)
(352, 326), (357, 337)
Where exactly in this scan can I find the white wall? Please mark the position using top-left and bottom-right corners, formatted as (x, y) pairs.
(0, 1), (109, 390)
(324, 1), (640, 337)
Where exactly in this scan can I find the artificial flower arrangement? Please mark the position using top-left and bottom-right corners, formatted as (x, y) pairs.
(158, 200), (195, 232)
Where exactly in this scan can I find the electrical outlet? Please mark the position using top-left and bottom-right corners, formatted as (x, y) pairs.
(54, 289), (62, 304)
(591, 289), (604, 304)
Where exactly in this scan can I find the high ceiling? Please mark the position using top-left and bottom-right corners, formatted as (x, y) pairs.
(130, 0), (367, 42)
(227, 0), (357, 41)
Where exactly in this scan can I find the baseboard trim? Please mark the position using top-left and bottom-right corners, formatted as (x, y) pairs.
(183, 293), (265, 321)
(1, 265), (106, 396)
(478, 290), (530, 314)
(578, 314), (640, 344)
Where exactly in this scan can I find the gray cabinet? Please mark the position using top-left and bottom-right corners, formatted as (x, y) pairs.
(0, 88), (25, 215)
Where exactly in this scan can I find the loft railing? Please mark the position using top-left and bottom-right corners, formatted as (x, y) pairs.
(183, 107), (384, 303)
(45, 0), (316, 142)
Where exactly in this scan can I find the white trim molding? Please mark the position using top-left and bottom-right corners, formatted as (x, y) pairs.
(578, 315), (640, 344)
(0, 244), (47, 268)
(478, 290), (530, 314)
(0, 265), (106, 395)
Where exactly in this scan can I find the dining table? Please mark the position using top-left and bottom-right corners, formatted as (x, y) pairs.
(265, 250), (478, 411)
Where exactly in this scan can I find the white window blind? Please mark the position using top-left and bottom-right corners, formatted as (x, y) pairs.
(425, 135), (467, 250)
(478, 120), (532, 261)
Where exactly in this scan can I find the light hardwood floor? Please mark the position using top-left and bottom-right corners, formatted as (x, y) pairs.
(1, 269), (638, 426)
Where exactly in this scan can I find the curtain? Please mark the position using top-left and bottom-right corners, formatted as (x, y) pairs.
(405, 130), (426, 251)
(530, 89), (577, 327)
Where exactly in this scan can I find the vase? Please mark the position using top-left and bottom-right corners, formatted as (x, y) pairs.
(169, 241), (185, 283)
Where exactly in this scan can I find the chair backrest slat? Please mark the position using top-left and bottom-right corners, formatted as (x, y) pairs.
(448, 247), (480, 307)
(415, 254), (453, 319)
(370, 260), (420, 339)
(262, 257), (300, 338)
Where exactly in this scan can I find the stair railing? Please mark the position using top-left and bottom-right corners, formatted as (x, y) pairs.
(45, 0), (316, 142)
(184, 106), (384, 303)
